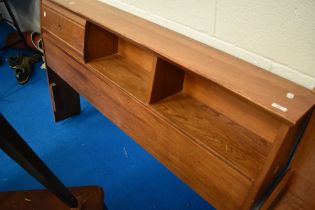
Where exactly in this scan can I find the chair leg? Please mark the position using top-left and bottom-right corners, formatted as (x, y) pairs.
(0, 114), (79, 208)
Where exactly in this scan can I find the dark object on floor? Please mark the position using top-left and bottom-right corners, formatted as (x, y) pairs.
(5, 31), (43, 53)
(7, 54), (41, 84)
(0, 114), (106, 210)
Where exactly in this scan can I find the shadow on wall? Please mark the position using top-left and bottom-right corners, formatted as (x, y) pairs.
(0, 0), (40, 32)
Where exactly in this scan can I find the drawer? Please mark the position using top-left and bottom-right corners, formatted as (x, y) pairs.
(41, 2), (86, 58)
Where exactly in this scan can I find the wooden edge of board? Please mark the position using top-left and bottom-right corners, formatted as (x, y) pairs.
(260, 169), (293, 210)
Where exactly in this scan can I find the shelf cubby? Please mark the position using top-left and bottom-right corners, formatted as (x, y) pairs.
(83, 21), (280, 178)
(148, 58), (279, 178)
(85, 22), (157, 102)
(152, 92), (272, 178)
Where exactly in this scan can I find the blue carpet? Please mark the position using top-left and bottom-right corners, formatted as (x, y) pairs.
(0, 22), (214, 210)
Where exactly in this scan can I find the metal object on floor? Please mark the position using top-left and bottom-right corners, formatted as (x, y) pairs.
(0, 114), (106, 210)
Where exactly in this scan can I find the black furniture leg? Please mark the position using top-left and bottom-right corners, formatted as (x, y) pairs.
(0, 114), (78, 208)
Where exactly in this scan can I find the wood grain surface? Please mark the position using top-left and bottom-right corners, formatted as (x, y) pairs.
(152, 93), (271, 180)
(46, 67), (81, 122)
(149, 58), (185, 103)
(45, 0), (315, 125)
(0, 186), (104, 210)
(183, 71), (281, 143)
(41, 1), (315, 209)
(41, 3), (86, 57)
(87, 54), (151, 103)
(272, 109), (315, 209)
(85, 22), (118, 61)
(44, 39), (252, 209)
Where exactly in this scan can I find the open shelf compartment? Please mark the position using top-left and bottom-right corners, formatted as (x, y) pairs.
(148, 58), (282, 179)
(83, 22), (281, 180)
(85, 22), (157, 102)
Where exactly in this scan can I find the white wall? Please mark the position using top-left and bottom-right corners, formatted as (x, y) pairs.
(99, 0), (315, 89)
(0, 0), (40, 32)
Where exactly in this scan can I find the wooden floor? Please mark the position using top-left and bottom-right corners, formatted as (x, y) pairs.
(0, 186), (104, 210)
(273, 107), (315, 210)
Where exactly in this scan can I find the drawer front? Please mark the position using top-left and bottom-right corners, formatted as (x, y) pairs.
(41, 3), (86, 57)
(43, 33), (84, 63)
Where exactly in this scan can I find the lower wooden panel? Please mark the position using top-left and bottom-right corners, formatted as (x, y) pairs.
(272, 109), (315, 210)
(44, 38), (252, 210)
(260, 169), (293, 210)
(273, 191), (314, 210)
(0, 186), (104, 210)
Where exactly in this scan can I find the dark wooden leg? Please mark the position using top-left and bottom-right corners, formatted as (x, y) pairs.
(47, 67), (81, 122)
(0, 114), (78, 208)
(0, 114), (106, 210)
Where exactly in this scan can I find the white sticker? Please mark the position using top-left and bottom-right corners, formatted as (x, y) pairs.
(43, 11), (46, 17)
(286, 92), (295, 99)
(272, 103), (288, 112)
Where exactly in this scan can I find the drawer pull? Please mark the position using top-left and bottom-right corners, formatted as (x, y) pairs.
(49, 82), (57, 112)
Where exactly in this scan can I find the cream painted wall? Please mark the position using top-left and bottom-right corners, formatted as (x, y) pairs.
(216, 0), (315, 79)
(99, 0), (315, 89)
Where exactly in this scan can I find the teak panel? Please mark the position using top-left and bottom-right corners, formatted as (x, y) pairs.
(44, 38), (252, 210)
(260, 169), (293, 209)
(87, 55), (151, 103)
(85, 22), (118, 61)
(240, 119), (306, 210)
(42, 0), (86, 25)
(85, 22), (157, 72)
(41, 3), (86, 57)
(272, 109), (315, 209)
(274, 191), (313, 210)
(46, 0), (315, 125)
(0, 187), (104, 210)
(42, 1), (315, 209)
(118, 38), (157, 73)
(241, 125), (291, 209)
(149, 58), (185, 103)
(256, 114), (308, 203)
(42, 33), (83, 62)
(152, 93), (271, 180)
(183, 71), (281, 143)
(46, 67), (81, 122)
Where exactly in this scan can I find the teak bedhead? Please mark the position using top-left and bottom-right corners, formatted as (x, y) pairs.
(41, 0), (315, 209)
